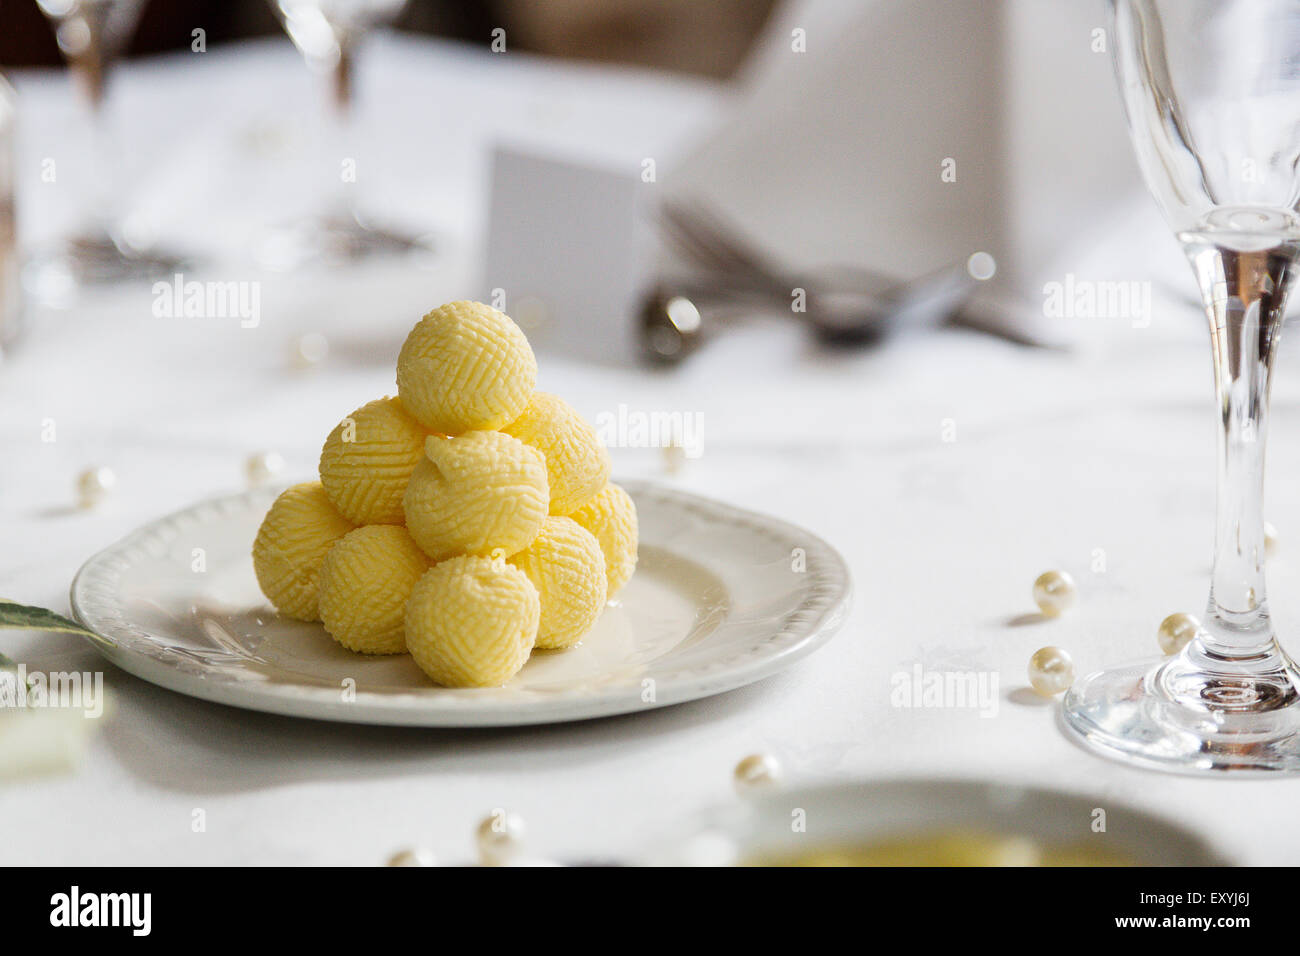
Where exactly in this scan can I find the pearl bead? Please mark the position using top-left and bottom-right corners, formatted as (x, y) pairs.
(967, 251), (997, 281)
(495, 856), (562, 868)
(386, 847), (436, 867)
(1157, 613), (1200, 656)
(476, 810), (525, 866)
(1265, 522), (1278, 559)
(679, 832), (739, 867)
(733, 753), (782, 792)
(1028, 646), (1074, 696)
(293, 332), (329, 368)
(245, 450), (285, 487)
(1032, 570), (1077, 617)
(76, 466), (116, 508)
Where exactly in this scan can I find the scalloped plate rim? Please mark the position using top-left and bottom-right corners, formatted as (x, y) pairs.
(69, 480), (853, 727)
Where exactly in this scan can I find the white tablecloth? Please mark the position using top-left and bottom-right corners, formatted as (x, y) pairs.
(4, 36), (1300, 866)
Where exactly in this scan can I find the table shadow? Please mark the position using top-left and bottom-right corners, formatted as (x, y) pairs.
(97, 659), (791, 795)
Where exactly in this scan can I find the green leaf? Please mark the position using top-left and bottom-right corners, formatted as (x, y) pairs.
(0, 651), (14, 669)
(0, 600), (99, 639)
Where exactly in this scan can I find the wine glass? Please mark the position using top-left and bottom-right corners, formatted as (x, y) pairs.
(262, 0), (432, 268)
(27, 0), (187, 300)
(1063, 0), (1300, 772)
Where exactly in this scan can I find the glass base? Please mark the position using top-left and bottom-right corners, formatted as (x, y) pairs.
(1063, 649), (1300, 774)
(258, 214), (434, 271)
(25, 234), (189, 305)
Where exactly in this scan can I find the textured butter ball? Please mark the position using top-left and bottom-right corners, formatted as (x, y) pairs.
(403, 430), (549, 561)
(319, 396), (426, 525)
(318, 525), (430, 654)
(503, 392), (611, 515)
(396, 300), (537, 434)
(252, 482), (354, 621)
(404, 555), (540, 687)
(508, 516), (606, 649)
(569, 483), (638, 599)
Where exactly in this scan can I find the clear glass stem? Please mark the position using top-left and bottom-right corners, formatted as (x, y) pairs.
(332, 33), (355, 121)
(323, 32), (358, 222)
(62, 10), (121, 238)
(1062, 226), (1300, 769)
(1184, 229), (1299, 664)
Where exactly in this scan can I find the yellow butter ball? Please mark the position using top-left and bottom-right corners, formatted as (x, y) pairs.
(252, 481), (354, 621)
(396, 300), (537, 434)
(503, 392), (611, 515)
(318, 525), (430, 654)
(403, 431), (549, 561)
(404, 555), (540, 687)
(319, 396), (427, 525)
(569, 483), (638, 599)
(509, 516), (606, 649)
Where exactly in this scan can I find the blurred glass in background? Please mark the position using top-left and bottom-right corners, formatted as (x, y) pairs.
(26, 0), (190, 301)
(0, 74), (18, 346)
(1, 0), (778, 77)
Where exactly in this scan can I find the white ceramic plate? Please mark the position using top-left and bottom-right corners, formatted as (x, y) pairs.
(70, 481), (851, 727)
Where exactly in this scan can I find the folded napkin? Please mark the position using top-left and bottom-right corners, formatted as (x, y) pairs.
(669, 0), (1159, 348)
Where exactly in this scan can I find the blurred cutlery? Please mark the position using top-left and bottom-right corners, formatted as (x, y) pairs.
(657, 199), (1055, 353)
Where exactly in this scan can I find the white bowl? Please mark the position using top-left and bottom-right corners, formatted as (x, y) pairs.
(645, 777), (1228, 866)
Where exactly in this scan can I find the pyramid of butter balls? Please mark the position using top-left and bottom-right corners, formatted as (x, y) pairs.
(252, 300), (637, 687)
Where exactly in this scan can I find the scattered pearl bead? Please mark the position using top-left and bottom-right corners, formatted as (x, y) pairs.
(1157, 613), (1200, 656)
(679, 831), (739, 867)
(476, 810), (525, 866)
(1032, 570), (1077, 617)
(989, 836), (1040, 867)
(967, 251), (997, 281)
(76, 466), (116, 509)
(733, 753), (782, 793)
(245, 450), (285, 487)
(1028, 646), (1074, 697)
(494, 855), (562, 868)
(292, 332), (329, 368)
(1265, 522), (1278, 559)
(385, 847), (436, 867)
